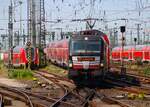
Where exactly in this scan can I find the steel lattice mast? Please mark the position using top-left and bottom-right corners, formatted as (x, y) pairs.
(27, 0), (46, 67)
(27, 0), (32, 42)
(27, 0), (36, 69)
(39, 0), (46, 49)
(8, 0), (13, 68)
(38, 0), (46, 66)
(27, 0), (36, 46)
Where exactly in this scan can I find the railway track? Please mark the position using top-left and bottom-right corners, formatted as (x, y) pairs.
(95, 87), (150, 107)
(20, 67), (149, 107)
(34, 70), (135, 107)
(21, 88), (75, 107)
(34, 70), (75, 90)
(95, 79), (150, 107)
(50, 87), (94, 107)
(126, 72), (150, 84)
(94, 89), (131, 107)
(50, 86), (131, 107)
(32, 69), (150, 107)
(39, 70), (73, 83)
(33, 70), (78, 107)
(104, 72), (150, 96)
(110, 65), (150, 84)
(0, 85), (34, 107)
(0, 84), (76, 107)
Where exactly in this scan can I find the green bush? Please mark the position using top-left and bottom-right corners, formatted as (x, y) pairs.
(8, 69), (33, 79)
(135, 58), (143, 65)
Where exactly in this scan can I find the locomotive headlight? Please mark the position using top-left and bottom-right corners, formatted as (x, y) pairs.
(84, 37), (88, 40)
(69, 63), (73, 68)
(100, 63), (104, 67)
(68, 58), (73, 68)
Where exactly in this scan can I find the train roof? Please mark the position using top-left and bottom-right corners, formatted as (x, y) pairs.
(47, 39), (69, 48)
(72, 30), (107, 41)
(79, 29), (106, 35)
(46, 30), (109, 46)
(73, 29), (106, 36)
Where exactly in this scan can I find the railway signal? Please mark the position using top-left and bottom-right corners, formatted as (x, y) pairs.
(26, 41), (31, 46)
(120, 26), (126, 76)
(134, 38), (137, 50)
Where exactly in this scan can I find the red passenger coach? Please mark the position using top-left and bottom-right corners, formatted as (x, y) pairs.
(112, 45), (150, 62)
(3, 45), (39, 68)
(45, 30), (110, 79)
(46, 40), (69, 67)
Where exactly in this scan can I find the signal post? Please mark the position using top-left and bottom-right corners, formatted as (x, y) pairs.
(120, 26), (126, 76)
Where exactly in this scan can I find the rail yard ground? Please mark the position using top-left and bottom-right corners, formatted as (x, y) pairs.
(111, 61), (150, 76)
(0, 61), (149, 107)
(1, 0), (150, 107)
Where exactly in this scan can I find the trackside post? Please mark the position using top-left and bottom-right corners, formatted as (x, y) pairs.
(120, 26), (126, 76)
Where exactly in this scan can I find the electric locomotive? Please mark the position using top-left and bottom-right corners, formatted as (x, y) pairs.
(45, 30), (110, 79)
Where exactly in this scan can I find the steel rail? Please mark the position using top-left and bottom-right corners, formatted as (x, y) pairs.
(94, 90), (130, 107)
(37, 70), (74, 83)
(50, 89), (71, 107)
(50, 88), (92, 107)
(34, 71), (76, 107)
(0, 85), (33, 107)
(105, 76), (150, 94)
(0, 94), (3, 107)
(34, 71), (67, 93)
(81, 89), (95, 107)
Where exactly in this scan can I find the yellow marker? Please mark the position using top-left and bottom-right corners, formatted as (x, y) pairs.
(137, 93), (145, 100)
(32, 77), (38, 81)
(128, 93), (136, 100)
(37, 81), (41, 85)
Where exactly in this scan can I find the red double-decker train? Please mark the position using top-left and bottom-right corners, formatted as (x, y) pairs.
(3, 45), (39, 68)
(45, 30), (110, 78)
(111, 45), (150, 62)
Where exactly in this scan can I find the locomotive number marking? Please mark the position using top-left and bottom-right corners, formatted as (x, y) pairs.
(78, 57), (95, 61)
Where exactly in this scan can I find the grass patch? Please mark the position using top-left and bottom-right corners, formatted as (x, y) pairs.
(143, 67), (150, 76)
(130, 65), (138, 69)
(0, 61), (9, 77)
(8, 69), (33, 80)
(0, 61), (34, 79)
(42, 63), (67, 77)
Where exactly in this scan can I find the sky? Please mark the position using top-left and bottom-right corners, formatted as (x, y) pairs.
(0, 0), (150, 45)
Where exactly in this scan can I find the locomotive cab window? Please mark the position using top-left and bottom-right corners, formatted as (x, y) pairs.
(70, 39), (103, 55)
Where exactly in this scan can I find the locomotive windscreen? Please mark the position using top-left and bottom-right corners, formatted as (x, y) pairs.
(70, 40), (102, 56)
